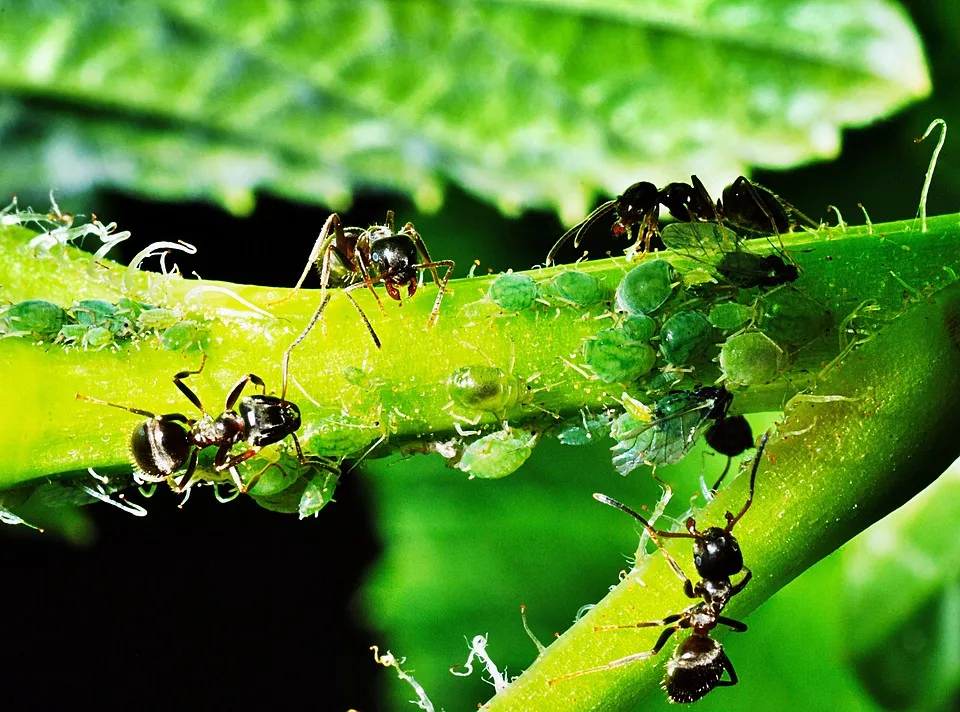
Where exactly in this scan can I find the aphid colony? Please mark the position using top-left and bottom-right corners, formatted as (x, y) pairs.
(0, 297), (209, 352)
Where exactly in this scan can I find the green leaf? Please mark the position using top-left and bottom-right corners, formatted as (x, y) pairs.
(0, 0), (929, 217)
(841, 459), (960, 710)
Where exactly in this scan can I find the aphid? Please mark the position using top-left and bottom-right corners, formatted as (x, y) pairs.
(76, 356), (305, 493)
(488, 272), (538, 311)
(0, 299), (68, 340)
(551, 432), (770, 702)
(610, 386), (738, 474)
(275, 211), (454, 349)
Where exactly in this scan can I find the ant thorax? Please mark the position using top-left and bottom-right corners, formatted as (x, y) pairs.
(190, 411), (243, 449)
(695, 578), (735, 611)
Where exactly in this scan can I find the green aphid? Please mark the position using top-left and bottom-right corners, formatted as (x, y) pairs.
(488, 272), (538, 311)
(583, 327), (657, 383)
(756, 291), (833, 346)
(659, 310), (713, 366)
(343, 365), (372, 388)
(112, 297), (154, 338)
(615, 259), (677, 315)
(298, 469), (340, 519)
(448, 364), (526, 413)
(556, 410), (614, 446)
(161, 320), (211, 352)
(244, 452), (303, 497)
(136, 308), (183, 331)
(546, 270), (606, 306)
(1, 299), (68, 340)
(708, 302), (755, 331)
(719, 331), (785, 385)
(84, 326), (114, 349)
(305, 416), (380, 458)
(457, 426), (538, 479)
(72, 299), (117, 327)
(621, 314), (657, 341)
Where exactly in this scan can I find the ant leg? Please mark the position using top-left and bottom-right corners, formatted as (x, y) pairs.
(76, 393), (156, 419)
(216, 445), (262, 473)
(408, 225), (445, 289)
(715, 655), (739, 688)
(593, 493), (696, 593)
(270, 213), (342, 306)
(725, 431), (770, 531)
(343, 281), (383, 348)
(174, 449), (199, 492)
(737, 177), (787, 252)
(280, 292), (332, 401)
(224, 373), (266, 410)
(354, 245), (388, 316)
(730, 567), (752, 595)
(548, 624), (681, 684)
(173, 354), (209, 412)
(711, 456), (733, 493)
(716, 616), (748, 633)
(417, 259), (455, 328)
(545, 201), (616, 266)
(594, 611), (686, 632)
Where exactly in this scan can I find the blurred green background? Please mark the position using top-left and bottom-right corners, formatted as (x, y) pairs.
(2, 1), (959, 710)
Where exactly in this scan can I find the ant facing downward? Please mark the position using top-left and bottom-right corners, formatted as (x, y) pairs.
(551, 431), (770, 703)
(545, 175), (816, 275)
(275, 210), (454, 349)
(76, 355), (316, 494)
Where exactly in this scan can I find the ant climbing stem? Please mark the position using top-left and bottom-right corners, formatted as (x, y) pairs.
(272, 210), (454, 349)
(550, 431), (771, 703)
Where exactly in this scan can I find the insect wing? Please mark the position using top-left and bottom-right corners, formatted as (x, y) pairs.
(610, 392), (719, 474)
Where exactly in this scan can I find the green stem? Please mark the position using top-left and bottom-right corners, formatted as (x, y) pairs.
(1, 215), (959, 489)
(485, 278), (960, 710)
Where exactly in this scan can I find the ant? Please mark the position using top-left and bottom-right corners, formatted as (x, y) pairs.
(275, 211), (454, 349)
(551, 431), (770, 703)
(545, 176), (815, 277)
(76, 355), (313, 493)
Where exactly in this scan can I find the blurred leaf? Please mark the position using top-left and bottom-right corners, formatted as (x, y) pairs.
(362, 418), (774, 710)
(841, 459), (960, 711)
(0, 0), (929, 218)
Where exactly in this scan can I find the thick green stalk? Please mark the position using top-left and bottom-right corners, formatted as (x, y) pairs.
(1, 215), (959, 489)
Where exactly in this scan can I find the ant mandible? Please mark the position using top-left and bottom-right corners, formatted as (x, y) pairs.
(551, 431), (770, 703)
(275, 211), (454, 349)
(76, 355), (315, 494)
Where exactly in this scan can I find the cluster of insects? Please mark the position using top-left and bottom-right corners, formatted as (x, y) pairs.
(0, 297), (207, 352)
(552, 431), (770, 703)
(546, 174), (816, 291)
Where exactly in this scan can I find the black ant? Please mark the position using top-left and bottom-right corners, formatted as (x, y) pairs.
(551, 431), (769, 703)
(76, 355), (313, 493)
(545, 176), (815, 283)
(275, 211), (454, 349)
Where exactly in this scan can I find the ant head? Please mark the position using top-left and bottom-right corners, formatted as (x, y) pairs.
(369, 234), (418, 290)
(240, 396), (302, 447)
(130, 418), (192, 478)
(615, 181), (660, 227)
(663, 635), (731, 703)
(693, 527), (744, 580)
